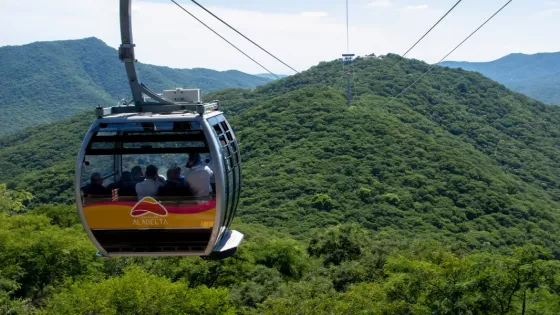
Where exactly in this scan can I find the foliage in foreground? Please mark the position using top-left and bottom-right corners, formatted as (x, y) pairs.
(44, 267), (234, 315)
(1, 189), (559, 314)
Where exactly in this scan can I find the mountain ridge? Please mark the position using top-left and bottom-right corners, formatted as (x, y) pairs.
(442, 51), (560, 104)
(0, 37), (271, 136)
(255, 73), (289, 80)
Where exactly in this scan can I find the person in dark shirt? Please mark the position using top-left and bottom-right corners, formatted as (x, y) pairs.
(116, 171), (137, 196)
(84, 172), (111, 195)
(131, 166), (145, 183)
(158, 166), (195, 197)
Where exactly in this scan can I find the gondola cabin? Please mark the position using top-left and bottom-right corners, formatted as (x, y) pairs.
(75, 102), (243, 259)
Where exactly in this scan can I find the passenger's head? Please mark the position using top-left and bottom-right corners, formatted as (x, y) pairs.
(187, 153), (200, 168)
(90, 172), (103, 185)
(121, 171), (132, 182)
(145, 165), (158, 179)
(131, 166), (144, 181)
(167, 167), (181, 181)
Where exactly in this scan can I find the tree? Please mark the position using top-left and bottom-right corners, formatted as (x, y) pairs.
(0, 214), (100, 300)
(308, 223), (372, 266)
(44, 266), (236, 314)
(253, 239), (309, 279)
(0, 184), (31, 214)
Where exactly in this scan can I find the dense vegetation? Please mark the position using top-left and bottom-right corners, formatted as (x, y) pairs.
(442, 52), (560, 105)
(0, 37), (270, 136)
(1, 187), (559, 314)
(3, 54), (560, 312)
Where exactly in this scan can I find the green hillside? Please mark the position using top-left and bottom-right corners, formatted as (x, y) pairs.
(3, 54), (560, 253)
(3, 55), (560, 313)
(442, 52), (560, 105)
(0, 37), (270, 136)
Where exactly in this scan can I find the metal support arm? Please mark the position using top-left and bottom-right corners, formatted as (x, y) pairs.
(119, 0), (176, 106)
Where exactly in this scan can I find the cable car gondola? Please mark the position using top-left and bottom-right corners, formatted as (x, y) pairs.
(75, 0), (243, 259)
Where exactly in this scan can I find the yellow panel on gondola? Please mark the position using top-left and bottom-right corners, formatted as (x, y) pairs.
(84, 197), (216, 229)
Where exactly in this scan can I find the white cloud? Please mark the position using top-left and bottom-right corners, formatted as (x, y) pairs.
(406, 4), (429, 10)
(300, 11), (328, 17)
(367, 0), (391, 8)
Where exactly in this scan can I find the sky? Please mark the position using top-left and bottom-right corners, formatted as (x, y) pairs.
(0, 0), (558, 74)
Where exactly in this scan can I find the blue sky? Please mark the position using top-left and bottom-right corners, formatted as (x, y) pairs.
(0, 0), (558, 74)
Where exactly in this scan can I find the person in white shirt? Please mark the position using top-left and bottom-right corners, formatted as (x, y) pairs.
(135, 164), (164, 200)
(184, 153), (213, 197)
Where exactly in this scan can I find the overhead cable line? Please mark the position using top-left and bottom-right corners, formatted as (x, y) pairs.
(389, 0), (463, 69)
(346, 0), (350, 54)
(188, 0), (300, 74)
(170, 0), (279, 79)
(391, 0), (513, 100)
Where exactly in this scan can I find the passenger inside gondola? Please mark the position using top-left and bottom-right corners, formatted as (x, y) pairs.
(136, 165), (163, 200)
(158, 166), (195, 197)
(131, 166), (145, 183)
(184, 153), (213, 197)
(84, 172), (111, 195)
(115, 171), (137, 196)
(205, 157), (216, 194)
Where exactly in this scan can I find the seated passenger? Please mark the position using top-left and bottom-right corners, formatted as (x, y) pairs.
(158, 167), (195, 197)
(116, 171), (137, 196)
(204, 156), (216, 194)
(135, 165), (163, 200)
(184, 153), (213, 197)
(131, 166), (145, 183)
(84, 172), (110, 195)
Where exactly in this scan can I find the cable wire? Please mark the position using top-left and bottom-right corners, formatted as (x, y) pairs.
(346, 0), (350, 54)
(170, 0), (279, 79)
(391, 0), (513, 100)
(388, 0), (463, 69)
(188, 0), (299, 74)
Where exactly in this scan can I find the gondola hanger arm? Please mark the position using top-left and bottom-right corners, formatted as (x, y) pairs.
(119, 0), (176, 106)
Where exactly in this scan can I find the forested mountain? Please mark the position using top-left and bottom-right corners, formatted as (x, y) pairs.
(3, 55), (560, 313)
(255, 73), (289, 80)
(0, 37), (270, 136)
(442, 52), (560, 105)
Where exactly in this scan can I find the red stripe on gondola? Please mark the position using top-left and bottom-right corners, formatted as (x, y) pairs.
(84, 199), (216, 215)
(167, 199), (216, 214)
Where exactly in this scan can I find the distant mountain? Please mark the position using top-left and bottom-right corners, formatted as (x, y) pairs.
(255, 73), (288, 80)
(0, 37), (271, 136)
(442, 52), (560, 105)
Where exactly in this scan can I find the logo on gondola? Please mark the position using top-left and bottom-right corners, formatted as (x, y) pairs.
(130, 197), (168, 217)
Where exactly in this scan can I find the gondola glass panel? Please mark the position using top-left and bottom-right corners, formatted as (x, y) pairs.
(79, 124), (219, 255)
(207, 116), (241, 229)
